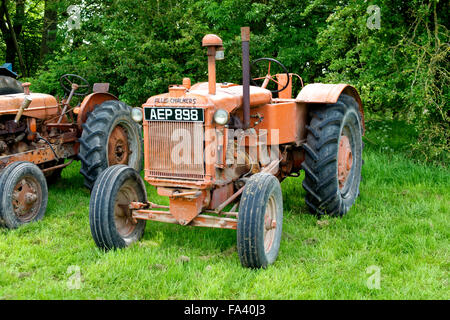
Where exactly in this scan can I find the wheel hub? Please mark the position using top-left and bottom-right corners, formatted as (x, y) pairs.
(108, 125), (130, 166)
(114, 181), (138, 237)
(338, 135), (353, 189)
(264, 196), (277, 253)
(12, 177), (41, 222)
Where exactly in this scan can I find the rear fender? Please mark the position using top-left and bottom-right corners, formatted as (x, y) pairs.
(296, 83), (365, 134)
(77, 92), (118, 131)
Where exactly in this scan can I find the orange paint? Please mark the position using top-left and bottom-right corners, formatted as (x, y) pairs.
(134, 29), (365, 231)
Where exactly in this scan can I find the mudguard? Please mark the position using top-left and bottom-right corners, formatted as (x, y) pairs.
(296, 83), (365, 134)
(77, 92), (119, 130)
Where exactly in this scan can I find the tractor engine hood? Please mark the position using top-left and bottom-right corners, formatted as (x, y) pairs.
(144, 82), (272, 113)
(0, 93), (59, 119)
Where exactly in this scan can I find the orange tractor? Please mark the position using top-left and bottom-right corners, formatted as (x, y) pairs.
(0, 66), (143, 229)
(90, 28), (364, 268)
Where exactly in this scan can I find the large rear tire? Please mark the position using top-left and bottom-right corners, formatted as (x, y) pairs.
(0, 162), (48, 229)
(302, 94), (363, 217)
(78, 100), (143, 190)
(89, 165), (147, 250)
(237, 173), (283, 269)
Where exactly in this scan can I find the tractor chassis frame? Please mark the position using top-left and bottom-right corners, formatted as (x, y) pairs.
(131, 203), (239, 230)
(0, 142), (78, 172)
(127, 159), (281, 231)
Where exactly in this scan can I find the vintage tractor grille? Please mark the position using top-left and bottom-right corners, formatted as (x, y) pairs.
(146, 121), (205, 180)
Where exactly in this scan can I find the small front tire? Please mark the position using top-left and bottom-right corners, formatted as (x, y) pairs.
(0, 162), (48, 229)
(237, 173), (283, 269)
(89, 165), (147, 250)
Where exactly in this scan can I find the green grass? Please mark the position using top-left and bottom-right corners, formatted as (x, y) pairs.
(0, 120), (448, 300)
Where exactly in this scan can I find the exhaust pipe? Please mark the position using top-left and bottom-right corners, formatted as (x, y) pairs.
(241, 27), (251, 129)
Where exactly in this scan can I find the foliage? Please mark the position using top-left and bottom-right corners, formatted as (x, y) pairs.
(315, 0), (449, 165)
(1, 0), (449, 164)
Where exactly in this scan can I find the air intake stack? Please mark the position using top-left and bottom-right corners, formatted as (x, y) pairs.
(202, 34), (224, 95)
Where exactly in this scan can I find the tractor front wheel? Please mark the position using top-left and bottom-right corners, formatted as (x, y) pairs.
(89, 165), (147, 250)
(0, 162), (48, 229)
(79, 100), (143, 190)
(237, 173), (283, 269)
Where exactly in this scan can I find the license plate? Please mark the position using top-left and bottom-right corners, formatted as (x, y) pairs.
(144, 107), (204, 123)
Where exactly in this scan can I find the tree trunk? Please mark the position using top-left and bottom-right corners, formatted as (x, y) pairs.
(0, 1), (16, 63)
(0, 0), (26, 76)
(40, 0), (58, 63)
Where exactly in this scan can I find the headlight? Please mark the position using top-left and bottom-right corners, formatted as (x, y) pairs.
(213, 109), (229, 125)
(131, 108), (143, 123)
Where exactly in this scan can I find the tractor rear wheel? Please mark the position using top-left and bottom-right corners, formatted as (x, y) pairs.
(237, 173), (283, 269)
(89, 165), (147, 250)
(0, 162), (48, 229)
(0, 76), (23, 95)
(78, 100), (143, 190)
(302, 94), (363, 217)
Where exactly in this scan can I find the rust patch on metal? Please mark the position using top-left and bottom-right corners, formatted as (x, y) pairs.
(0, 143), (77, 171)
(169, 191), (207, 225)
(12, 176), (42, 222)
(133, 210), (237, 230)
(338, 135), (353, 189)
(108, 125), (130, 166)
(114, 179), (140, 237)
(77, 92), (118, 131)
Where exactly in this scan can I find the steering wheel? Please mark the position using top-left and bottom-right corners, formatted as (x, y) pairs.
(250, 58), (290, 94)
(59, 74), (90, 97)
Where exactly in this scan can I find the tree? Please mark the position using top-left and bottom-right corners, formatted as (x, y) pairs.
(39, 0), (58, 63)
(0, 0), (26, 75)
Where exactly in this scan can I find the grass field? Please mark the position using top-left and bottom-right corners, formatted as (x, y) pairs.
(0, 120), (448, 300)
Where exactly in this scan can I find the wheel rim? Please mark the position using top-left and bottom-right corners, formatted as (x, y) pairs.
(108, 125), (130, 166)
(12, 176), (42, 222)
(264, 195), (278, 253)
(338, 134), (353, 190)
(114, 180), (139, 237)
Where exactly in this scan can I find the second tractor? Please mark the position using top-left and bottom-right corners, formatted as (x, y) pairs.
(0, 65), (143, 229)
